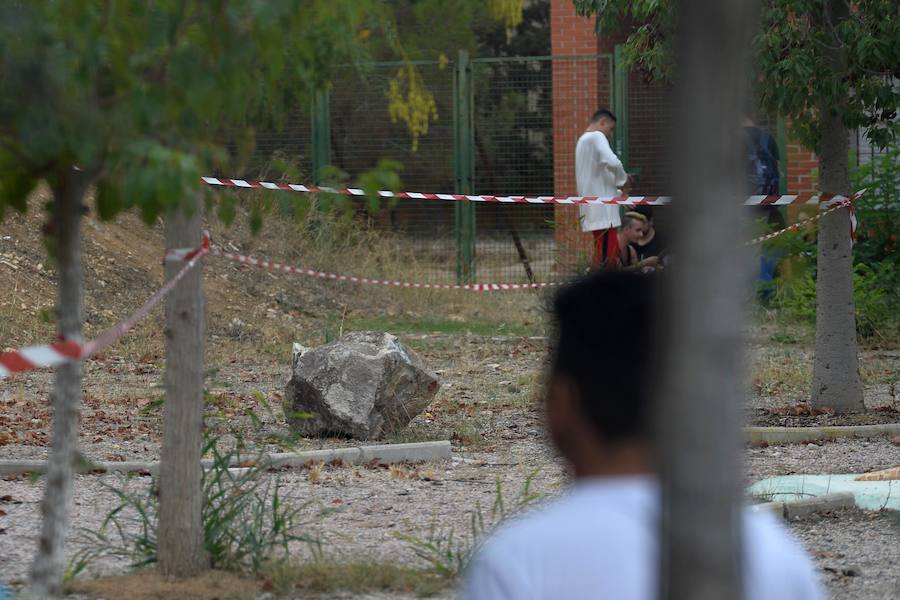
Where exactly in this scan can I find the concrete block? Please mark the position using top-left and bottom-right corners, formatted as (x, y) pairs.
(782, 492), (856, 519)
(745, 424), (900, 445)
(0, 441), (452, 477)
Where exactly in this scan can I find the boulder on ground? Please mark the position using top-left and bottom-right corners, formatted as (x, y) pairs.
(285, 331), (440, 439)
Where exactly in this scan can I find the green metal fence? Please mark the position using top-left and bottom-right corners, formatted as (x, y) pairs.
(234, 50), (791, 285)
(247, 51), (618, 285)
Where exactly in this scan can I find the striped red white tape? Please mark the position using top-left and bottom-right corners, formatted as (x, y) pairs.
(0, 340), (82, 379)
(3, 187), (863, 379)
(202, 176), (861, 207)
(165, 237), (559, 291)
(172, 189), (860, 293)
(744, 191), (861, 246)
(0, 243), (206, 380)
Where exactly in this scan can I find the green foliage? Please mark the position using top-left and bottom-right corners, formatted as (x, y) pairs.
(487, 0), (525, 42)
(573, 0), (899, 152)
(573, 0), (675, 82)
(851, 149), (900, 267)
(387, 63), (440, 152)
(358, 159), (404, 213)
(770, 149), (900, 341)
(67, 437), (319, 580)
(761, 151), (899, 341)
(0, 0), (390, 223)
(755, 0), (900, 150)
(775, 259), (898, 340)
(395, 472), (541, 578)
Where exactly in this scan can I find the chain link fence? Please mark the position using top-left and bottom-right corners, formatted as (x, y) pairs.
(232, 53), (626, 286)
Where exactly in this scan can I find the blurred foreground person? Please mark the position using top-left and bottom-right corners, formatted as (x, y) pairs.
(462, 273), (823, 600)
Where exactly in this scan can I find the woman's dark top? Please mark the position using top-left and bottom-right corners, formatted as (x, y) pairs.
(630, 230), (666, 262)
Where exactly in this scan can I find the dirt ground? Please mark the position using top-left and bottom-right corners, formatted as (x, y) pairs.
(1, 200), (899, 599)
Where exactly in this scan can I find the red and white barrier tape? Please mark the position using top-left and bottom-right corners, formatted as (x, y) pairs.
(81, 242), (208, 357)
(3, 186), (863, 379)
(170, 188), (861, 293)
(0, 241), (206, 380)
(744, 190), (862, 246)
(210, 248), (559, 291)
(166, 236), (558, 291)
(0, 339), (82, 380)
(202, 176), (861, 208)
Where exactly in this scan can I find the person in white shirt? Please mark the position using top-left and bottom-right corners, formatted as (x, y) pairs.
(576, 109), (631, 269)
(462, 272), (824, 600)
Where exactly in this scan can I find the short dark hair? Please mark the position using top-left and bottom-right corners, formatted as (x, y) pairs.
(591, 109), (617, 123)
(551, 272), (660, 442)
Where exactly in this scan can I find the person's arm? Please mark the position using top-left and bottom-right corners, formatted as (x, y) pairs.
(592, 133), (628, 189)
(620, 255), (660, 272)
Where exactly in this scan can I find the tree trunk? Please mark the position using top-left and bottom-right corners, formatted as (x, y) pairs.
(29, 171), (90, 597)
(158, 202), (208, 576)
(810, 0), (864, 414)
(657, 0), (757, 598)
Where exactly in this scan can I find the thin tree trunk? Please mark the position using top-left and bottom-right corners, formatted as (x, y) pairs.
(158, 202), (208, 576)
(657, 0), (757, 598)
(810, 0), (864, 414)
(507, 219), (536, 283)
(29, 171), (89, 597)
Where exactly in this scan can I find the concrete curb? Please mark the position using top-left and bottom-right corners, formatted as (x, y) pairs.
(746, 423), (900, 445)
(751, 492), (856, 519)
(0, 440), (452, 477)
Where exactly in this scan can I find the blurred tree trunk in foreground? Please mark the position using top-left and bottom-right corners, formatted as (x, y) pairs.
(656, 0), (758, 599)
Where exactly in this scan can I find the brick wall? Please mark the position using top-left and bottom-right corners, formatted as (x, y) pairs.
(550, 0), (615, 269)
(785, 138), (819, 224)
(786, 142), (818, 194)
(549, 1), (819, 270)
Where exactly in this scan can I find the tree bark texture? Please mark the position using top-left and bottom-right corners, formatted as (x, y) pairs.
(810, 0), (864, 413)
(158, 203), (208, 576)
(656, 0), (758, 599)
(29, 171), (90, 597)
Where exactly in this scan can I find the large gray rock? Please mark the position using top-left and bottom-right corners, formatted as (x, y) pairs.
(285, 331), (440, 439)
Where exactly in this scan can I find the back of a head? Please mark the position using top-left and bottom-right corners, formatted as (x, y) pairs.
(591, 108), (616, 123)
(551, 272), (660, 442)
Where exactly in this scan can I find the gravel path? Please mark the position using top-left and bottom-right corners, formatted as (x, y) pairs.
(747, 438), (900, 482)
(3, 439), (898, 599)
(1, 334), (898, 599)
(791, 509), (900, 600)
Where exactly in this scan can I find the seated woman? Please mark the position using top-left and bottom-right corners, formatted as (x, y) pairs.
(628, 205), (666, 263)
(613, 212), (659, 271)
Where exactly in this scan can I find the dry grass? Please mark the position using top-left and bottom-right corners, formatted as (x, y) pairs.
(389, 463), (412, 479)
(1, 190), (544, 369)
(306, 461), (325, 484)
(751, 344), (899, 400)
(67, 569), (259, 600)
(264, 558), (449, 597)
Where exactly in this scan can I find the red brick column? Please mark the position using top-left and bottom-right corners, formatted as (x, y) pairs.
(551, 0), (607, 271)
(785, 139), (819, 226)
(785, 142), (818, 194)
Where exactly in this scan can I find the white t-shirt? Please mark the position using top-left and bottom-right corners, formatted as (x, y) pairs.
(575, 131), (628, 232)
(462, 476), (824, 600)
